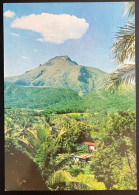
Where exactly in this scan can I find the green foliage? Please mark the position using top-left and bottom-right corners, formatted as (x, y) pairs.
(48, 170), (72, 187)
(47, 170), (106, 190)
(4, 82), (84, 112)
(5, 108), (92, 178)
(91, 111), (136, 190)
(5, 81), (135, 114)
(67, 164), (84, 177)
(51, 115), (92, 153)
(84, 87), (135, 113)
(5, 106), (136, 190)
(72, 174), (106, 190)
(75, 144), (89, 153)
(34, 142), (48, 170)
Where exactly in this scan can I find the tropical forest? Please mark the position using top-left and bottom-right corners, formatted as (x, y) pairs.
(4, 2), (136, 191)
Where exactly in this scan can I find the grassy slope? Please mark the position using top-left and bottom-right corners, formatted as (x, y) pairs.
(83, 85), (135, 113)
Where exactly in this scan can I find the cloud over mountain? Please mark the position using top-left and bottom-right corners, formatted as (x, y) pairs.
(11, 13), (89, 44)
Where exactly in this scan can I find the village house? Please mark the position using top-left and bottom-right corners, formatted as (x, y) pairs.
(72, 153), (93, 163)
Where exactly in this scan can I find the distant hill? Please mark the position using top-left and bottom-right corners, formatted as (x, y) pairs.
(5, 56), (108, 96)
(83, 85), (136, 113)
(4, 82), (84, 112)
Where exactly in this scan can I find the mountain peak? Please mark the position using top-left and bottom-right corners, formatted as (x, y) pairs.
(5, 55), (108, 96)
(44, 56), (78, 66)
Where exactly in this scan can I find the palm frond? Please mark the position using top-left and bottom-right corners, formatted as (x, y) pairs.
(106, 73), (122, 93)
(110, 2), (135, 91)
(115, 63), (135, 83)
(111, 22), (135, 64)
(123, 2), (135, 18)
(18, 137), (31, 146)
(36, 125), (48, 142)
(28, 129), (39, 140)
(106, 63), (135, 92)
(57, 128), (65, 138)
(34, 143), (48, 169)
(48, 170), (72, 187)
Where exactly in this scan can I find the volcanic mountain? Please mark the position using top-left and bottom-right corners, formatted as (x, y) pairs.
(5, 56), (108, 96)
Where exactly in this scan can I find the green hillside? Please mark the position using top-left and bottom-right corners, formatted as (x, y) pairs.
(83, 85), (135, 113)
(5, 82), (135, 113)
(4, 82), (84, 112)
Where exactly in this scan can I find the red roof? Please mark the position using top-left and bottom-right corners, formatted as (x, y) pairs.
(82, 142), (95, 146)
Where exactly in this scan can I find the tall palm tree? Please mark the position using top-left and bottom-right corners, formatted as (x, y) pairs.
(107, 2), (135, 91)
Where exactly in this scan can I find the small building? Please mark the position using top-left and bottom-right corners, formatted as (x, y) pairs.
(72, 153), (93, 163)
(82, 142), (96, 151)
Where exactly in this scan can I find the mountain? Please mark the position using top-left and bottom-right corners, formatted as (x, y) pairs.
(5, 56), (108, 96)
(4, 82), (84, 112)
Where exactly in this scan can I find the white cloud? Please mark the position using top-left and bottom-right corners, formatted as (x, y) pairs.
(11, 33), (20, 37)
(34, 49), (39, 52)
(36, 38), (44, 42)
(21, 56), (29, 59)
(11, 13), (89, 44)
(4, 10), (15, 18)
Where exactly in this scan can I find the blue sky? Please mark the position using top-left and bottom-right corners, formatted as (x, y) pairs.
(4, 2), (128, 77)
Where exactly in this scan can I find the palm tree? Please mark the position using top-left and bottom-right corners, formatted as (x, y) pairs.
(107, 2), (135, 91)
(112, 22), (135, 64)
(47, 169), (106, 190)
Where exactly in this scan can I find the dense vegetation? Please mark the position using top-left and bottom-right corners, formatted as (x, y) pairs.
(5, 107), (136, 190)
(84, 85), (135, 113)
(4, 82), (84, 112)
(5, 82), (135, 114)
(4, 64), (136, 190)
(4, 2), (136, 191)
